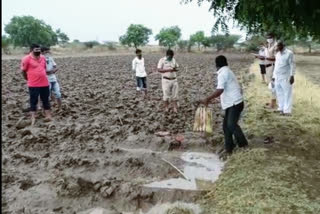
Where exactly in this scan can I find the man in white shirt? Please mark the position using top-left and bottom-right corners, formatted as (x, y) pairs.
(273, 41), (295, 115)
(132, 49), (147, 96)
(257, 33), (277, 108)
(258, 43), (267, 83)
(201, 55), (248, 155)
(157, 49), (179, 113)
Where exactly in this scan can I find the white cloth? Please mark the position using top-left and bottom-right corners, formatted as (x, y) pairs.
(275, 78), (293, 113)
(132, 57), (147, 77)
(157, 57), (179, 79)
(273, 48), (295, 80)
(45, 55), (57, 82)
(216, 66), (243, 110)
(259, 48), (266, 65)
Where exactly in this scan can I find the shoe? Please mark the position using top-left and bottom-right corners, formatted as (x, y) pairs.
(136, 87), (141, 91)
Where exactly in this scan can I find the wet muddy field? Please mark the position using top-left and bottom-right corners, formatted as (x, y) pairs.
(1, 53), (252, 213)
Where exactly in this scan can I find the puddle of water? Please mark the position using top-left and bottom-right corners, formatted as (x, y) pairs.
(144, 152), (224, 191)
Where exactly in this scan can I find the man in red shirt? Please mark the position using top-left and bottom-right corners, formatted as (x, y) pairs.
(21, 44), (52, 125)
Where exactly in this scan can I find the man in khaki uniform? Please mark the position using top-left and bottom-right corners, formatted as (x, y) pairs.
(257, 33), (277, 108)
(157, 49), (179, 113)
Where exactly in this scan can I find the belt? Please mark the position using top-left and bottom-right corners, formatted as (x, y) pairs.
(265, 64), (274, 68)
(163, 76), (176, 80)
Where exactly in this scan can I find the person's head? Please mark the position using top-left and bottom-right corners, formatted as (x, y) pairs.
(266, 33), (275, 44)
(277, 40), (285, 52)
(166, 49), (174, 61)
(41, 46), (50, 55)
(215, 55), (228, 70)
(30, 44), (41, 57)
(135, 49), (142, 59)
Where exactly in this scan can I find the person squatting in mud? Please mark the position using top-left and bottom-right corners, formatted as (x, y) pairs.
(41, 46), (62, 109)
(157, 49), (180, 113)
(21, 44), (52, 125)
(200, 55), (248, 155)
(132, 49), (147, 96)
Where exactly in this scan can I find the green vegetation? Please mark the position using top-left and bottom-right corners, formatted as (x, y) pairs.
(119, 24), (152, 49)
(4, 16), (68, 47)
(155, 26), (182, 49)
(211, 34), (241, 51)
(182, 0), (320, 40)
(190, 31), (205, 50)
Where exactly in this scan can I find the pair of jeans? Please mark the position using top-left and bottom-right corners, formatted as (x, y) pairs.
(29, 87), (51, 111)
(49, 81), (61, 99)
(223, 102), (248, 153)
(136, 77), (147, 89)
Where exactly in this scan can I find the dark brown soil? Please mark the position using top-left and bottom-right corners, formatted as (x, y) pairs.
(1, 53), (252, 213)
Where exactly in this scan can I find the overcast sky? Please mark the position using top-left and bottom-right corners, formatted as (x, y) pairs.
(2, 0), (246, 44)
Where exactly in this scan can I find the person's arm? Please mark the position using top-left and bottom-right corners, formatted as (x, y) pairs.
(289, 53), (295, 84)
(21, 58), (28, 80)
(132, 59), (136, 72)
(157, 58), (172, 73)
(201, 89), (224, 105)
(200, 71), (226, 105)
(266, 57), (275, 61)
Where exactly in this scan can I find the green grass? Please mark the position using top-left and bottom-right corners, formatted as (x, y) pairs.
(201, 61), (320, 214)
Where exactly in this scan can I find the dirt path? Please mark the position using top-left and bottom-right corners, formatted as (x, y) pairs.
(1, 53), (252, 213)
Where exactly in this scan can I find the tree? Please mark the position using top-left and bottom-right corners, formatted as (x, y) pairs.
(119, 24), (152, 49)
(56, 29), (70, 44)
(182, 0), (320, 40)
(2, 35), (11, 54)
(4, 16), (59, 47)
(190, 31), (205, 50)
(211, 34), (241, 51)
(83, 41), (100, 48)
(177, 40), (189, 52)
(202, 37), (212, 49)
(243, 35), (266, 51)
(155, 26), (182, 49)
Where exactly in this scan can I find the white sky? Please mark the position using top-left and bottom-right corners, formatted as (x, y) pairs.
(2, 0), (246, 44)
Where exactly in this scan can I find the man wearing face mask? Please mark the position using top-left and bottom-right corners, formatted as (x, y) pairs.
(273, 41), (295, 116)
(200, 55), (248, 156)
(21, 44), (52, 125)
(258, 33), (278, 108)
(157, 49), (179, 113)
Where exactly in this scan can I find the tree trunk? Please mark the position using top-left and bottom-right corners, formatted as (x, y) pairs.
(308, 44), (311, 53)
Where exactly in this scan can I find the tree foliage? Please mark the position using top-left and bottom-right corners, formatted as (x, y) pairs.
(119, 24), (152, 49)
(177, 40), (189, 51)
(56, 29), (70, 44)
(190, 31), (205, 50)
(2, 35), (11, 54)
(83, 41), (100, 48)
(182, 0), (320, 40)
(4, 16), (60, 47)
(202, 37), (212, 49)
(211, 34), (241, 51)
(155, 26), (182, 49)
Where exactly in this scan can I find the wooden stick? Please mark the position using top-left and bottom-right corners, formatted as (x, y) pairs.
(161, 158), (189, 180)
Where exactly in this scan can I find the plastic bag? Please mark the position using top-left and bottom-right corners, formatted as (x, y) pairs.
(193, 106), (213, 134)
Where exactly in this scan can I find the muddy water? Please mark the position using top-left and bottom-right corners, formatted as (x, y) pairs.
(144, 152), (224, 191)
(2, 53), (252, 213)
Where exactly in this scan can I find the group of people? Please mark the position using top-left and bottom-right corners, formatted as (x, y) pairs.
(131, 49), (248, 155)
(22, 33), (294, 156)
(21, 44), (62, 125)
(257, 33), (295, 116)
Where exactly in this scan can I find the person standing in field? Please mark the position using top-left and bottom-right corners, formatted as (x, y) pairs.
(256, 33), (277, 108)
(157, 49), (179, 113)
(200, 55), (248, 155)
(21, 44), (52, 125)
(132, 49), (147, 96)
(258, 43), (267, 83)
(41, 46), (62, 108)
(273, 41), (295, 116)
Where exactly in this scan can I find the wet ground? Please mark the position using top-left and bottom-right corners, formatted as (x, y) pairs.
(1, 53), (252, 213)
